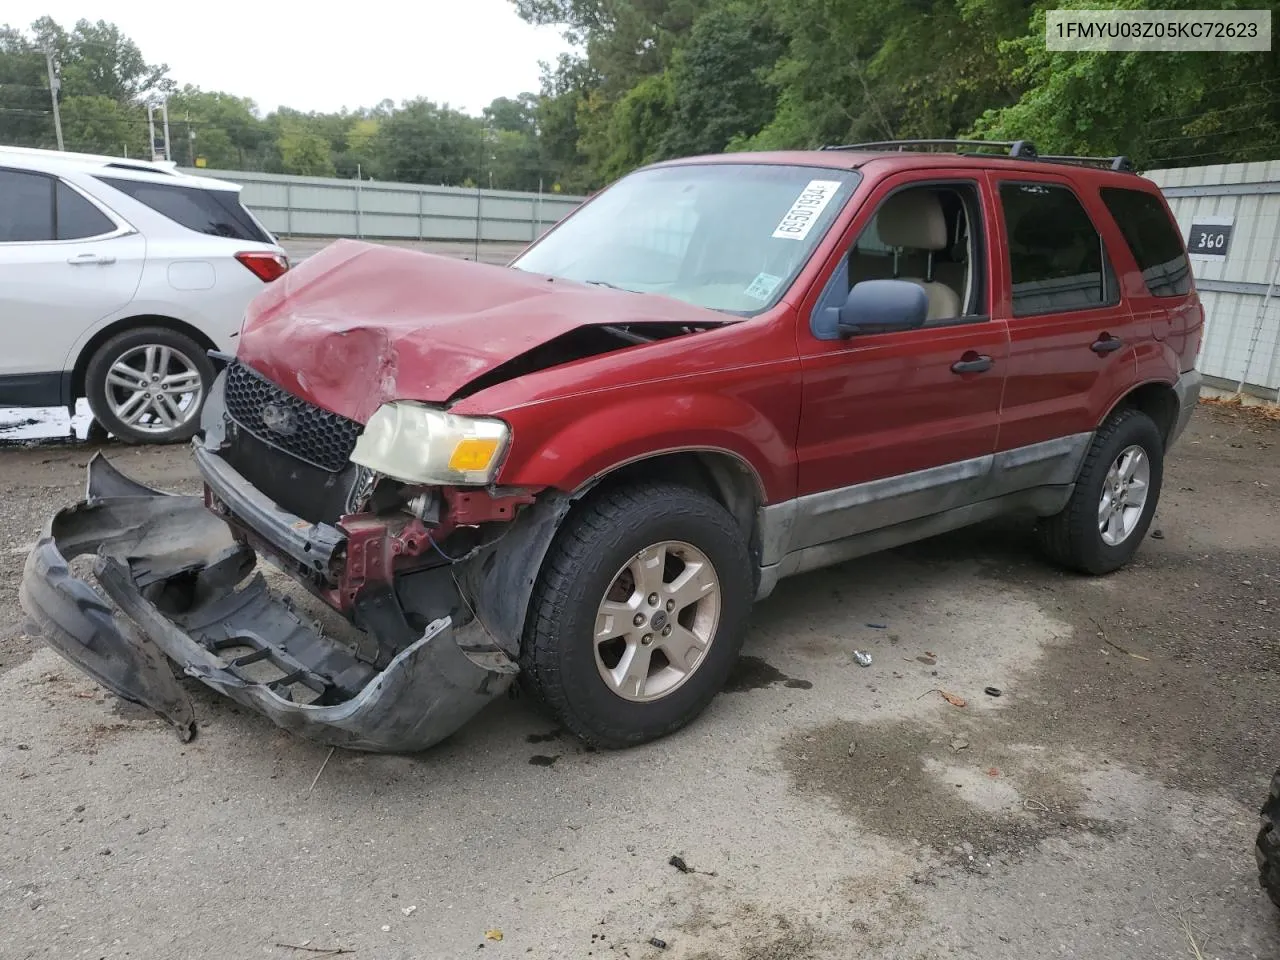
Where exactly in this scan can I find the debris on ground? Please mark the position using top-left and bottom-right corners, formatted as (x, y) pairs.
(865, 622), (888, 629)
(984, 686), (1003, 697)
(950, 738), (970, 752)
(917, 688), (966, 707)
(1093, 620), (1151, 661)
(916, 655), (937, 666)
(308, 747), (335, 794)
(401, 905), (417, 916)
(853, 650), (873, 667)
(648, 938), (668, 950)
(485, 930), (504, 942)
(274, 942), (354, 955)
(667, 854), (716, 876)
(1151, 528), (1165, 540)
(847, 741), (858, 757)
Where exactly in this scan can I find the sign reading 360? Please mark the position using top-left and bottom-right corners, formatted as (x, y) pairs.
(1187, 216), (1234, 261)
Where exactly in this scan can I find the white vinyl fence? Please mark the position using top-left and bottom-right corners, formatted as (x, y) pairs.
(181, 168), (585, 245)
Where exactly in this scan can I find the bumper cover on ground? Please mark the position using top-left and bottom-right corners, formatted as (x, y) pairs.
(19, 455), (517, 753)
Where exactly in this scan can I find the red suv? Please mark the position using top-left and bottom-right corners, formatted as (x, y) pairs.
(23, 140), (1203, 753)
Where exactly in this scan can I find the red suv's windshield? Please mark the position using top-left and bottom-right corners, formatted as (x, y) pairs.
(513, 163), (860, 316)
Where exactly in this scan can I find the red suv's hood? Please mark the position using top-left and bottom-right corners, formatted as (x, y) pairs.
(237, 239), (724, 423)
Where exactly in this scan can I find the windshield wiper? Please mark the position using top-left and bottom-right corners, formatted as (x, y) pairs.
(582, 279), (631, 292)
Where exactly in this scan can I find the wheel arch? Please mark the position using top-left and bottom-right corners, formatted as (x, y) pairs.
(70, 315), (218, 402)
(573, 448), (766, 547)
(1101, 380), (1179, 446)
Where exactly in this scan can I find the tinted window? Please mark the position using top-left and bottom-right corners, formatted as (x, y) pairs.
(0, 168), (55, 242)
(1100, 187), (1191, 297)
(999, 183), (1117, 317)
(95, 176), (272, 243)
(56, 181), (115, 240)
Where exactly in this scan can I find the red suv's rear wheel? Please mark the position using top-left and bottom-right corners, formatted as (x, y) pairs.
(1036, 408), (1164, 574)
(520, 482), (754, 748)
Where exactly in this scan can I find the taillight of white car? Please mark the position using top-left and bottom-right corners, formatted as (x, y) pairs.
(235, 251), (290, 283)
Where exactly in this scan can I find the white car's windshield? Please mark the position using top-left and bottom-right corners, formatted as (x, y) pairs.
(512, 164), (861, 315)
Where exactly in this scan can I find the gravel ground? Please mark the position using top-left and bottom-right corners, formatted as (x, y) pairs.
(1, 404), (1278, 960)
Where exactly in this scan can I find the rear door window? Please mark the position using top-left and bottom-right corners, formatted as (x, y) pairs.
(1099, 187), (1191, 297)
(998, 182), (1118, 317)
(95, 176), (273, 243)
(55, 181), (116, 240)
(0, 168), (55, 242)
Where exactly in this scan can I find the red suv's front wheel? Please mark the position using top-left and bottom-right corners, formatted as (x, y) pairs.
(520, 482), (754, 748)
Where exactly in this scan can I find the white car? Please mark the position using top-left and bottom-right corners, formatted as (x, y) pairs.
(0, 146), (288, 443)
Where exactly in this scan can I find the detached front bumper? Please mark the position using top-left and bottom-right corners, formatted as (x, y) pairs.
(19, 455), (516, 753)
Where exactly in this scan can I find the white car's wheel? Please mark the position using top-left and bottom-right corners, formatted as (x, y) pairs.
(85, 327), (214, 444)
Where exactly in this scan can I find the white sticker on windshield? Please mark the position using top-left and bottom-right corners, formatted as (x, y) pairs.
(772, 180), (843, 241)
(744, 272), (783, 302)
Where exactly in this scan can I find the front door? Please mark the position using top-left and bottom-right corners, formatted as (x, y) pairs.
(791, 174), (1009, 552)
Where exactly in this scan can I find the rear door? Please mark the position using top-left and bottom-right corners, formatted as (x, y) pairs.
(0, 167), (145, 396)
(791, 172), (1009, 552)
(987, 171), (1146, 466)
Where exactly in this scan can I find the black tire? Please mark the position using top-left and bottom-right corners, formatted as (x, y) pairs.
(520, 482), (754, 749)
(85, 327), (214, 445)
(1036, 408), (1164, 575)
(1259, 768), (1280, 909)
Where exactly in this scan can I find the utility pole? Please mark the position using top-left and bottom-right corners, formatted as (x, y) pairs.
(147, 101), (171, 162)
(44, 49), (64, 151)
(161, 99), (172, 161)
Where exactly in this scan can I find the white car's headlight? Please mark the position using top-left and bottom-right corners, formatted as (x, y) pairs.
(349, 402), (510, 486)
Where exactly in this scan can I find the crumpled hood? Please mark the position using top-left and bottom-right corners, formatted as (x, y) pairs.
(237, 239), (725, 423)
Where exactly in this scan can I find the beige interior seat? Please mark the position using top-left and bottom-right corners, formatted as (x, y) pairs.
(875, 191), (962, 323)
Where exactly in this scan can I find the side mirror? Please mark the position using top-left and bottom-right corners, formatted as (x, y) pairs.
(837, 279), (929, 337)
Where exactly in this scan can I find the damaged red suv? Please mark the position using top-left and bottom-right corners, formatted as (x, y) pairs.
(22, 140), (1203, 752)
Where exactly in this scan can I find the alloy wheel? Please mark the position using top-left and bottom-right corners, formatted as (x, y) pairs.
(593, 540), (721, 702)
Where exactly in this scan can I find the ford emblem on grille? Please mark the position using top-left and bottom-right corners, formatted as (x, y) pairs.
(260, 403), (297, 436)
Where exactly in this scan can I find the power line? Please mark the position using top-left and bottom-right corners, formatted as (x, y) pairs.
(1147, 124), (1279, 145)
(1149, 142), (1280, 165)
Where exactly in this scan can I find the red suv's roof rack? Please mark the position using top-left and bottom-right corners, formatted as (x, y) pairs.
(821, 139), (1135, 173)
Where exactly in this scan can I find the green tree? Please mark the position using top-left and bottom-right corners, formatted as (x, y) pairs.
(167, 86), (268, 168)
(276, 122), (335, 176)
(663, 1), (786, 157)
(59, 94), (148, 155)
(373, 98), (483, 184)
(972, 0), (1280, 167)
(579, 72), (675, 182)
(0, 25), (53, 147)
(34, 16), (171, 102)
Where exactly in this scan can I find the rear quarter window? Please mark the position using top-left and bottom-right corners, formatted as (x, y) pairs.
(1099, 187), (1191, 297)
(95, 176), (273, 243)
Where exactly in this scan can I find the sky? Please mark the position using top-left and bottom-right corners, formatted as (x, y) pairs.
(6, 0), (574, 115)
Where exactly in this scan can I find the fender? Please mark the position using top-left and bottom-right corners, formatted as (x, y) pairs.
(490, 389), (794, 503)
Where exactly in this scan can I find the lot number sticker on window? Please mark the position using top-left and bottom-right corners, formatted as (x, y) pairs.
(772, 180), (843, 241)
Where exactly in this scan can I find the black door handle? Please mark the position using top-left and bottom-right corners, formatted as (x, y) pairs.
(1092, 336), (1124, 354)
(951, 355), (993, 374)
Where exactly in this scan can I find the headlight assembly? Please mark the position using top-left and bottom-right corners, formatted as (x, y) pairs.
(349, 402), (510, 486)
